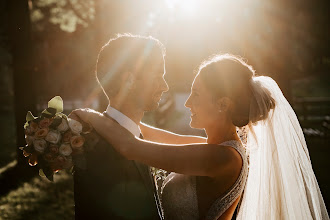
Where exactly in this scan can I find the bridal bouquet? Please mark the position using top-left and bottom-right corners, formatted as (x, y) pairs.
(20, 96), (93, 181)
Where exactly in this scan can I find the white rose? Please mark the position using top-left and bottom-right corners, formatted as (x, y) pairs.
(59, 143), (73, 156)
(45, 130), (61, 144)
(68, 119), (83, 135)
(33, 139), (47, 153)
(25, 135), (34, 146)
(57, 118), (69, 132)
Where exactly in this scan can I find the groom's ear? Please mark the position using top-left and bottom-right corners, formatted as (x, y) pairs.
(216, 97), (232, 113)
(121, 71), (136, 90)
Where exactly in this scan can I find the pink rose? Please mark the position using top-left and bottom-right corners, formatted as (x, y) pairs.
(50, 155), (73, 171)
(34, 127), (49, 139)
(25, 135), (34, 146)
(49, 144), (59, 155)
(62, 130), (73, 143)
(39, 118), (53, 128)
(56, 155), (66, 164)
(44, 153), (55, 162)
(25, 121), (38, 135)
(70, 135), (85, 154)
(51, 155), (66, 171)
(70, 135), (85, 149)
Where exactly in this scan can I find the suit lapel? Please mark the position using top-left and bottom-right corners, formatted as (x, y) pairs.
(133, 161), (163, 219)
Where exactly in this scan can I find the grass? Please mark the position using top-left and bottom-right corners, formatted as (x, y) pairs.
(0, 171), (74, 220)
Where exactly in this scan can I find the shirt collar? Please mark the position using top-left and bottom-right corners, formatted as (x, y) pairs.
(105, 105), (141, 137)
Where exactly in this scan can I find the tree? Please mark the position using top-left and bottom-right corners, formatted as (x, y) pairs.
(1, 0), (96, 195)
(0, 0), (39, 196)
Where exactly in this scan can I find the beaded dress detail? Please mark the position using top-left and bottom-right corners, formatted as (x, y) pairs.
(160, 140), (248, 220)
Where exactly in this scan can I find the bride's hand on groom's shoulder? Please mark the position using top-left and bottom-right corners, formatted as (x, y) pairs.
(69, 108), (101, 132)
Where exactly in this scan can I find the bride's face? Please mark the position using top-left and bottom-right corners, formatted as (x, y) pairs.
(185, 75), (220, 129)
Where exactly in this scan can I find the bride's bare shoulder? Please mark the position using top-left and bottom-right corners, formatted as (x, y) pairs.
(213, 144), (243, 180)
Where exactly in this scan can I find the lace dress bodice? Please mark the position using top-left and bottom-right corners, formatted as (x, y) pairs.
(160, 140), (248, 220)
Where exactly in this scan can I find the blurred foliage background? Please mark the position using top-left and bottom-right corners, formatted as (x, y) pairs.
(0, 0), (329, 219)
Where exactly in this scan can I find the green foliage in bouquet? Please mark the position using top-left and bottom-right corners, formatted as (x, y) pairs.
(20, 96), (95, 181)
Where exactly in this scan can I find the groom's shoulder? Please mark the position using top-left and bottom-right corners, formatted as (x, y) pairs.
(83, 129), (116, 156)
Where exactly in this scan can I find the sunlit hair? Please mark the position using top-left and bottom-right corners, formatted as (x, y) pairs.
(197, 53), (275, 127)
(95, 33), (166, 100)
(198, 53), (256, 76)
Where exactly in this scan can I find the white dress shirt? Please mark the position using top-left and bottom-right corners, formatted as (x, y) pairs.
(105, 105), (141, 137)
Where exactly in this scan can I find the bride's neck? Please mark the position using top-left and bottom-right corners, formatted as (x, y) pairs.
(205, 122), (239, 144)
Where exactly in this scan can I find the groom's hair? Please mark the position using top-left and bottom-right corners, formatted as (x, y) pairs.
(95, 33), (166, 100)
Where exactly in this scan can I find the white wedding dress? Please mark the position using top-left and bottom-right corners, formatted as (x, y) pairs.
(160, 140), (248, 220)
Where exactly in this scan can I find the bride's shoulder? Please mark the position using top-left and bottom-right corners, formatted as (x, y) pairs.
(219, 140), (246, 156)
(203, 141), (243, 178)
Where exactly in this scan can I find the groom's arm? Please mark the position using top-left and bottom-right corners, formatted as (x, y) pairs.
(140, 122), (206, 144)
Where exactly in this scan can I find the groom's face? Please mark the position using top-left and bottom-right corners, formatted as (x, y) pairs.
(133, 57), (169, 111)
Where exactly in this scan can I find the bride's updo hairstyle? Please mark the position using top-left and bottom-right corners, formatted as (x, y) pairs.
(198, 54), (275, 127)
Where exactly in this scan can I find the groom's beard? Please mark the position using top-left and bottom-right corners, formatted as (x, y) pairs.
(143, 99), (160, 111)
(131, 92), (163, 112)
(145, 92), (164, 111)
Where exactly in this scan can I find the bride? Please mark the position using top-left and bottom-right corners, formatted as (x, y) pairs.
(71, 54), (329, 220)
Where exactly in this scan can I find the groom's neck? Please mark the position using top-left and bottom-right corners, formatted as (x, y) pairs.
(109, 102), (144, 125)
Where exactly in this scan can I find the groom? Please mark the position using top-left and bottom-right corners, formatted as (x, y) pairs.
(72, 34), (169, 220)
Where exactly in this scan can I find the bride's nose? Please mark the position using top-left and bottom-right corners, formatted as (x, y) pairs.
(185, 94), (192, 108)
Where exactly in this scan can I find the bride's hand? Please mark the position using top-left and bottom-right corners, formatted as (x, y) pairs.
(69, 108), (103, 128)
(70, 108), (136, 156)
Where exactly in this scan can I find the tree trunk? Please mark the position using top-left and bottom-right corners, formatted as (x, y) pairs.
(0, 0), (38, 195)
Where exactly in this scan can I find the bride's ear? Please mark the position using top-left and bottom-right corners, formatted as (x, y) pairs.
(216, 97), (232, 113)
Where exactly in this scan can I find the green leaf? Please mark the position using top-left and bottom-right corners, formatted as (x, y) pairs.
(56, 112), (68, 120)
(42, 167), (54, 182)
(48, 96), (63, 113)
(24, 121), (29, 129)
(26, 111), (36, 122)
(39, 169), (46, 178)
(49, 116), (62, 129)
(42, 107), (57, 117)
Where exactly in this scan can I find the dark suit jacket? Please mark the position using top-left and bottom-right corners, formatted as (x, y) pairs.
(74, 131), (162, 220)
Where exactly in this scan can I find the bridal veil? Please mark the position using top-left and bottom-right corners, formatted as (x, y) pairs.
(237, 76), (329, 220)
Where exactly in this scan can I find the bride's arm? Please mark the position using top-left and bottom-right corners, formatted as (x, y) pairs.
(140, 123), (206, 144)
(70, 109), (241, 177)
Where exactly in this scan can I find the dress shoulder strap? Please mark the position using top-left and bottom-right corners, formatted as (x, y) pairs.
(219, 140), (246, 158)
(205, 140), (248, 220)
